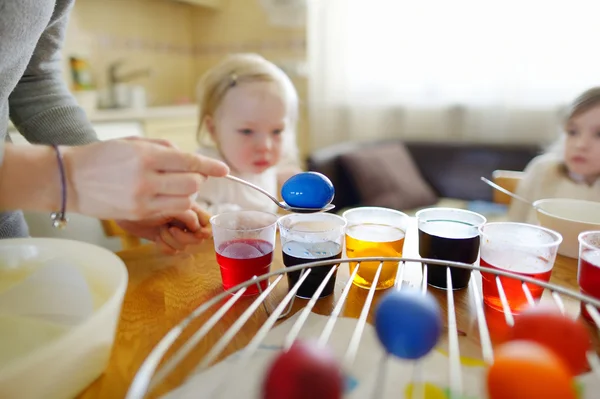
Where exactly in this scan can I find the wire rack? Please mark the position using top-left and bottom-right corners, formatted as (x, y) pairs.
(126, 257), (600, 399)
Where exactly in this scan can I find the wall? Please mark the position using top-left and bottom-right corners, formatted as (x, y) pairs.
(62, 0), (309, 156)
(63, 0), (197, 105)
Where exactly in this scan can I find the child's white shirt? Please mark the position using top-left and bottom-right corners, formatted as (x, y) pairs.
(508, 153), (600, 224)
(195, 146), (280, 215)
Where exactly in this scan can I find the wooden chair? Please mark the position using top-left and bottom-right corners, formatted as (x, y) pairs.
(491, 170), (525, 205)
(100, 220), (142, 250)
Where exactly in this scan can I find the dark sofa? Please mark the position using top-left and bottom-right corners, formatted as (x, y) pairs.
(307, 140), (541, 212)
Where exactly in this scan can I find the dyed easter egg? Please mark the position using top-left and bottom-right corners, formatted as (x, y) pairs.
(281, 172), (334, 209)
(487, 340), (576, 399)
(507, 306), (591, 375)
(262, 340), (343, 399)
(375, 289), (442, 359)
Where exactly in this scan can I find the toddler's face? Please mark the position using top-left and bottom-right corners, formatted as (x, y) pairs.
(564, 104), (600, 181)
(209, 81), (287, 174)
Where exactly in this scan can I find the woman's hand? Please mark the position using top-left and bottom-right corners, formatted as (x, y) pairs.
(62, 138), (229, 220)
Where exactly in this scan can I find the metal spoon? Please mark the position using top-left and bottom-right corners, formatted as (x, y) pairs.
(480, 176), (534, 206)
(224, 174), (335, 213)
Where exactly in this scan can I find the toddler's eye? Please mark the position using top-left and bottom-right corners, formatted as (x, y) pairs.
(566, 130), (578, 136)
(272, 129), (283, 135)
(238, 129), (253, 135)
(594, 130), (600, 138)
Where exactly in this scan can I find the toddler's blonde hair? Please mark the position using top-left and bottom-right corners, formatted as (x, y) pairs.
(548, 87), (600, 157)
(196, 53), (299, 154)
(563, 87), (600, 122)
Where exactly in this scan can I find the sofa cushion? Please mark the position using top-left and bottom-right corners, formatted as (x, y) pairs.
(339, 143), (438, 211)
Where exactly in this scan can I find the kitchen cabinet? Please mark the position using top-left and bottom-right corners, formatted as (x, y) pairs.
(143, 117), (199, 153)
(7, 121), (143, 144)
(8, 107), (198, 150)
(94, 121), (144, 140)
(172, 0), (221, 9)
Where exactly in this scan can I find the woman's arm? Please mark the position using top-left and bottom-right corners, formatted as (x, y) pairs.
(9, 0), (98, 146)
(0, 140), (229, 220)
(0, 144), (66, 212)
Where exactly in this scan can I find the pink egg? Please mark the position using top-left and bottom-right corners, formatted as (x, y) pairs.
(262, 340), (343, 399)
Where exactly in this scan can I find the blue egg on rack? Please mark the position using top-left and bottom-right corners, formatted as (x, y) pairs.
(281, 172), (334, 209)
(375, 289), (442, 360)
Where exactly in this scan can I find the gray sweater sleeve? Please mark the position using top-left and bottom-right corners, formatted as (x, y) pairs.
(8, 0), (98, 146)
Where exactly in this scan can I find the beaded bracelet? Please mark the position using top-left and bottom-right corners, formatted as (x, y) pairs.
(50, 144), (68, 229)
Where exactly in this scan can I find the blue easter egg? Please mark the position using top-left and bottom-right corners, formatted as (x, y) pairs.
(281, 172), (334, 209)
(375, 289), (442, 360)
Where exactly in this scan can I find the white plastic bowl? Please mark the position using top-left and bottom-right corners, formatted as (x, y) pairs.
(534, 198), (600, 258)
(0, 238), (128, 399)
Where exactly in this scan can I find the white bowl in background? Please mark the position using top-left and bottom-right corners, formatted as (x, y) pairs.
(0, 238), (128, 399)
(534, 198), (600, 259)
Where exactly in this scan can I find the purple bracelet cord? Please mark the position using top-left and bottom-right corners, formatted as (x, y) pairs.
(50, 144), (68, 229)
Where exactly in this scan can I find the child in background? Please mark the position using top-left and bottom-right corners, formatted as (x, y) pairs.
(508, 87), (600, 223)
(194, 53), (302, 215)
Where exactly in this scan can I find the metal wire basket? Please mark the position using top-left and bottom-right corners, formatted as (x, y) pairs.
(126, 257), (600, 399)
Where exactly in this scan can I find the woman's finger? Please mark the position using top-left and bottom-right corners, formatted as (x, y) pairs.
(146, 195), (193, 216)
(150, 147), (229, 176)
(124, 136), (179, 149)
(145, 138), (179, 149)
(152, 173), (205, 197)
(167, 209), (201, 232)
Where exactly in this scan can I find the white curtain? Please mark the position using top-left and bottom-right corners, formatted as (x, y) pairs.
(308, 0), (600, 150)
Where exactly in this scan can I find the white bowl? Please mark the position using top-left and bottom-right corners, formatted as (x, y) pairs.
(534, 199), (600, 258)
(0, 238), (128, 399)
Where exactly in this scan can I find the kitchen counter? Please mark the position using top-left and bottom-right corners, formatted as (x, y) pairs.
(7, 104), (198, 131)
(7, 103), (202, 159)
(85, 104), (198, 123)
(7, 104), (200, 150)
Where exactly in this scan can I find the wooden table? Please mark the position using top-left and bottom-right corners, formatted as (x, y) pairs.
(79, 223), (597, 399)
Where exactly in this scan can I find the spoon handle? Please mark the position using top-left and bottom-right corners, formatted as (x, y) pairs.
(224, 174), (284, 208)
(480, 177), (533, 206)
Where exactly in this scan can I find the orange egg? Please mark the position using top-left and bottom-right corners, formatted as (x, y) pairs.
(508, 306), (591, 375)
(487, 340), (576, 399)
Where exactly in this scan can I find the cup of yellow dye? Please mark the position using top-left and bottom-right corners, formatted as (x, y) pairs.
(342, 207), (409, 290)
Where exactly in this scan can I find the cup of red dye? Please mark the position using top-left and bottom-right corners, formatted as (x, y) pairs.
(578, 230), (600, 322)
(210, 210), (278, 296)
